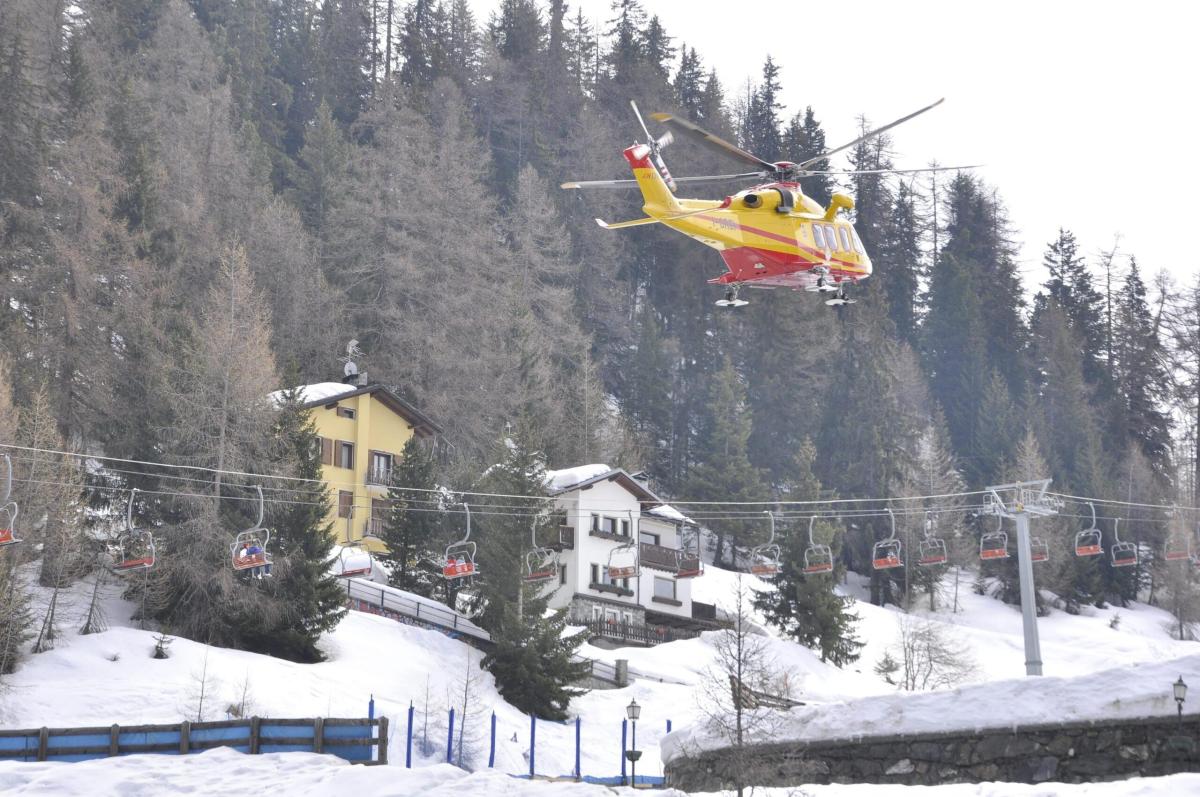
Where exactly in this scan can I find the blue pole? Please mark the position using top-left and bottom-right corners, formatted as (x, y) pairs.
(447, 708), (455, 764)
(529, 713), (536, 778)
(620, 719), (627, 783)
(666, 719), (672, 734)
(488, 712), (496, 768)
(368, 693), (375, 720)
(405, 703), (414, 768)
(574, 717), (581, 779)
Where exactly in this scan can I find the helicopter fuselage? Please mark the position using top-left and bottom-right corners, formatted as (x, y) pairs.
(624, 144), (872, 290)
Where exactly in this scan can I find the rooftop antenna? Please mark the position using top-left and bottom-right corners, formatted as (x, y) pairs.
(340, 338), (367, 385)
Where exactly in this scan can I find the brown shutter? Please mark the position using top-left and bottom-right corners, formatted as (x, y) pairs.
(320, 437), (333, 466)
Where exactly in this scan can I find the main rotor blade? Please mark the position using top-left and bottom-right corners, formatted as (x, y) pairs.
(630, 100), (654, 144)
(801, 163), (982, 176)
(796, 98), (945, 169)
(561, 178), (640, 190)
(649, 112), (777, 172)
(562, 172), (762, 190)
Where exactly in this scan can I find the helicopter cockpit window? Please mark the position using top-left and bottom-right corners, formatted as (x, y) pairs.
(812, 224), (825, 249)
(839, 227), (852, 251)
(850, 227), (865, 254)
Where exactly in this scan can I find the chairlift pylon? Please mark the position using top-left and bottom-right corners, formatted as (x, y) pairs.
(917, 511), (948, 567)
(443, 503), (478, 579)
(802, 516), (833, 574)
(0, 454), (21, 547)
(1075, 503), (1103, 557)
(979, 513), (1009, 561)
(113, 487), (155, 572)
(525, 515), (559, 583)
(872, 508), (902, 570)
(231, 486), (272, 575)
(606, 511), (639, 580)
(750, 511), (782, 577)
(1110, 517), (1137, 568)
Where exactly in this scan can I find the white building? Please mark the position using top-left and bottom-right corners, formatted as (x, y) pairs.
(537, 465), (713, 646)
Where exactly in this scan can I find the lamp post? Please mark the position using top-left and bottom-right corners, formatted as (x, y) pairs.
(1174, 676), (1188, 726)
(625, 699), (642, 788)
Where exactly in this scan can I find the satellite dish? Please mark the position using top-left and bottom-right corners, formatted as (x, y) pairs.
(344, 360), (358, 377)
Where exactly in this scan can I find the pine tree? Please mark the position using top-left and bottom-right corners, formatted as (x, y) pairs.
(380, 437), (442, 596)
(259, 385), (347, 661)
(473, 428), (588, 719)
(754, 441), (862, 664)
(685, 356), (768, 567)
(782, 106), (831, 207)
(741, 56), (782, 161)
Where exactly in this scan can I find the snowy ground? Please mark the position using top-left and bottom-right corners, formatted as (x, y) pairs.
(2, 560), (1199, 794)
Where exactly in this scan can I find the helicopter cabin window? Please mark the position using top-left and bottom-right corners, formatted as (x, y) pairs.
(850, 226), (865, 253)
(812, 224), (825, 249)
(839, 226), (852, 251)
(824, 225), (839, 250)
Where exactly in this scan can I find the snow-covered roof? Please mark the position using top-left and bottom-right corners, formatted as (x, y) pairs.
(267, 382), (356, 407)
(543, 464), (615, 492)
(646, 503), (695, 525)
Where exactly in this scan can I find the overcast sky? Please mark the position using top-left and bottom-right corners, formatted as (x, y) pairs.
(470, 0), (1198, 290)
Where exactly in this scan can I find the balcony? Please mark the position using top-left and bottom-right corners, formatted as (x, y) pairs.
(365, 467), (392, 488)
(573, 617), (698, 646)
(639, 542), (682, 573)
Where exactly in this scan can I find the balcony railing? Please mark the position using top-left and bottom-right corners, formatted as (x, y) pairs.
(365, 467), (392, 487)
(573, 617), (698, 646)
(639, 542), (682, 573)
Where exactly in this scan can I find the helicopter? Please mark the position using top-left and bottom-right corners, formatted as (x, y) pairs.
(562, 99), (973, 307)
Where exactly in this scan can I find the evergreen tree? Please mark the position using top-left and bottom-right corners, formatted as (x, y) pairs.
(473, 428), (588, 719)
(291, 101), (349, 236)
(685, 356), (768, 567)
(260, 385), (348, 661)
(782, 106), (831, 207)
(741, 56), (782, 161)
(754, 441), (862, 664)
(380, 436), (442, 596)
(673, 46), (704, 117)
(880, 180), (924, 345)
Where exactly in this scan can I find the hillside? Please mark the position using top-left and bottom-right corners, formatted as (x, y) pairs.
(2, 561), (1198, 794)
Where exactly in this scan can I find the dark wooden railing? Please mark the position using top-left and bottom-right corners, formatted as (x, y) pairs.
(574, 617), (698, 646)
(639, 542), (682, 572)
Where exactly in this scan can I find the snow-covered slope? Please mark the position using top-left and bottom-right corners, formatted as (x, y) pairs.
(3, 560), (1199, 794)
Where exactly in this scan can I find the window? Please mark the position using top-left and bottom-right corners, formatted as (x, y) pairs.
(850, 226), (865, 254)
(620, 518), (630, 537)
(654, 577), (676, 600)
(337, 441), (355, 469)
(590, 563), (599, 584)
(591, 513), (600, 532)
(639, 530), (659, 546)
(824, 225), (838, 250)
(369, 451), (392, 484)
(812, 224), (825, 249)
(336, 406), (356, 419)
(559, 563), (568, 586)
(592, 515), (618, 535)
(839, 226), (852, 251)
(338, 491), (354, 519)
(590, 563), (629, 590)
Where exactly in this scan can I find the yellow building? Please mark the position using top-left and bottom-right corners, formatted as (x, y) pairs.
(294, 381), (442, 552)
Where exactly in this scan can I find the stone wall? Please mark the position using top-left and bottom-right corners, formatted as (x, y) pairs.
(665, 714), (1200, 791)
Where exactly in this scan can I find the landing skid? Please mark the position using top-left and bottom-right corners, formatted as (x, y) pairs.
(804, 276), (840, 293)
(824, 296), (857, 307)
(716, 287), (748, 308)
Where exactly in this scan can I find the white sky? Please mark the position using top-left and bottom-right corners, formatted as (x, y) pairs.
(470, 0), (1200, 291)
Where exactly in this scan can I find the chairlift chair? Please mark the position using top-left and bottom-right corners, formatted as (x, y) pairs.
(1030, 537), (1050, 563)
(524, 517), (559, 583)
(1110, 518), (1137, 568)
(676, 526), (703, 579)
(1164, 510), (1192, 562)
(802, 516), (834, 574)
(336, 542), (374, 578)
(871, 508), (903, 570)
(230, 486), (272, 573)
(750, 511), (782, 577)
(979, 514), (1009, 561)
(443, 503), (478, 579)
(0, 454), (20, 547)
(1075, 503), (1104, 557)
(111, 488), (156, 572)
(917, 512), (948, 567)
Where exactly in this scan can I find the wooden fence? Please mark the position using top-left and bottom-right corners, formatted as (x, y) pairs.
(0, 716), (387, 765)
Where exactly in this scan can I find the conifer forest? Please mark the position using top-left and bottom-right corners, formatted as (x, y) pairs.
(1, 0), (1199, 676)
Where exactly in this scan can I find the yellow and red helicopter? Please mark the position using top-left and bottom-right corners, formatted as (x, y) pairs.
(562, 99), (971, 307)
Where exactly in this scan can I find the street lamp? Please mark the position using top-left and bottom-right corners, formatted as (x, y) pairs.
(625, 699), (642, 788)
(1174, 676), (1188, 726)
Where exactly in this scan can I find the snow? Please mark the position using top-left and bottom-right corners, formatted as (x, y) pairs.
(645, 504), (692, 524)
(3, 747), (1198, 796)
(4, 558), (1200, 794)
(267, 382), (357, 407)
(543, 464), (614, 492)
